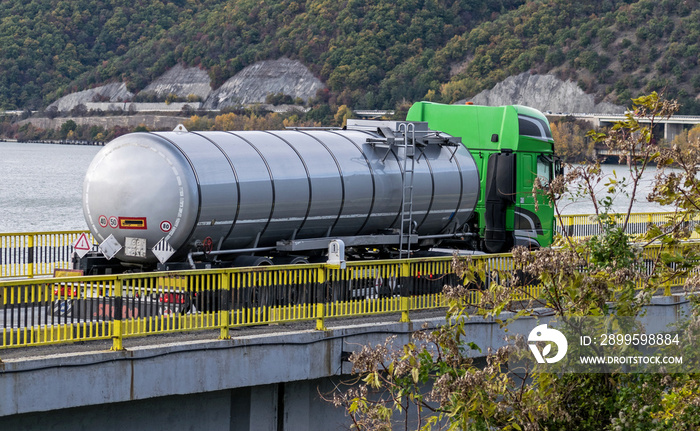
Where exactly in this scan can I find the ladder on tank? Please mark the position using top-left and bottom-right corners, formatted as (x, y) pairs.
(398, 123), (416, 259)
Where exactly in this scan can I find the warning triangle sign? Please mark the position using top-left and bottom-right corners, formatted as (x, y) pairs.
(73, 233), (92, 258)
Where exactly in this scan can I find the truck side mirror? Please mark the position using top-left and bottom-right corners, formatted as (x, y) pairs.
(555, 158), (564, 177)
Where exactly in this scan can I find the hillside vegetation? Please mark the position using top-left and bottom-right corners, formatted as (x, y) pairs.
(1, 0), (698, 113)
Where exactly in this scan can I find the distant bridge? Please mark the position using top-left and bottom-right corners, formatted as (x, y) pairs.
(354, 109), (395, 119)
(550, 113), (700, 143)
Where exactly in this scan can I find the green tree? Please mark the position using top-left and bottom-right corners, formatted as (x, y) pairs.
(550, 120), (594, 162)
(333, 105), (353, 127)
(183, 115), (213, 131)
(59, 119), (77, 138)
(670, 124), (700, 154)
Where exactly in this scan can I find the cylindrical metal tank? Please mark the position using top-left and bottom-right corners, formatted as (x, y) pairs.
(83, 127), (479, 263)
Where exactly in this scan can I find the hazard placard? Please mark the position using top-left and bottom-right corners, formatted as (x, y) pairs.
(99, 234), (122, 260)
(152, 237), (175, 264)
(73, 233), (92, 258)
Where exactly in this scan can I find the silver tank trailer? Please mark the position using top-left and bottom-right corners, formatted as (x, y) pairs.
(83, 123), (479, 263)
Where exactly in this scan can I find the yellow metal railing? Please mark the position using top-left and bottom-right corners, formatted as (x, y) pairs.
(0, 256), (495, 351)
(1, 274), (116, 347)
(2, 212), (696, 279)
(0, 231), (93, 278)
(555, 211), (700, 240)
(2, 242), (692, 353)
(1, 212), (698, 353)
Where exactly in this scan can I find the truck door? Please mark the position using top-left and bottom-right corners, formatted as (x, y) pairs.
(483, 152), (515, 253)
(513, 153), (549, 249)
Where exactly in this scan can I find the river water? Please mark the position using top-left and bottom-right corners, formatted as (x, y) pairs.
(554, 163), (677, 215)
(0, 141), (678, 233)
(0, 142), (101, 232)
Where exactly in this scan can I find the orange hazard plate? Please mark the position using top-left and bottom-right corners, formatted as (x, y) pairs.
(118, 217), (148, 229)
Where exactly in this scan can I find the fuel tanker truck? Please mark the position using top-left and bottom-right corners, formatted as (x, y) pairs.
(79, 101), (560, 273)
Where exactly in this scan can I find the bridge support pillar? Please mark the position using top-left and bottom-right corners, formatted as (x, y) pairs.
(248, 384), (281, 430)
(664, 122), (684, 142)
(284, 381), (311, 430)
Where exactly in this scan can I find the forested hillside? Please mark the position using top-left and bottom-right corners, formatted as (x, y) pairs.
(1, 0), (699, 113)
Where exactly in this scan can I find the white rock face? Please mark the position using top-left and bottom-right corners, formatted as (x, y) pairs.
(203, 58), (325, 109)
(48, 83), (133, 112)
(47, 57), (324, 113)
(469, 72), (625, 114)
(140, 64), (212, 99)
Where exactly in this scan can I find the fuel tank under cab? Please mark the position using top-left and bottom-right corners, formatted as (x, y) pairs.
(82, 124), (479, 263)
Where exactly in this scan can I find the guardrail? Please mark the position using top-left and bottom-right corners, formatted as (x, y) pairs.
(0, 256), (500, 351)
(0, 231), (94, 278)
(1, 242), (690, 353)
(2, 212), (697, 279)
(556, 211), (700, 240)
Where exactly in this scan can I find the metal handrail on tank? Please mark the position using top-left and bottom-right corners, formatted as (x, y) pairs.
(399, 122), (416, 259)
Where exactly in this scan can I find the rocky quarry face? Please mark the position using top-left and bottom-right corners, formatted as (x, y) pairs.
(202, 58), (325, 109)
(48, 83), (134, 111)
(140, 64), (212, 100)
(469, 72), (625, 114)
(49, 58), (325, 112)
(48, 60), (624, 116)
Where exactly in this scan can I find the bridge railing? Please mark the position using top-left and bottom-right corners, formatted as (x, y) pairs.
(555, 212), (700, 240)
(0, 231), (93, 278)
(2, 241), (695, 352)
(1, 213), (696, 279)
(0, 253), (520, 351)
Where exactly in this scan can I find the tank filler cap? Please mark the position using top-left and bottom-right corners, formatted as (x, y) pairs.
(173, 124), (188, 133)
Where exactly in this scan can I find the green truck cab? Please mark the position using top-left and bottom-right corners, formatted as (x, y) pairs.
(406, 101), (560, 252)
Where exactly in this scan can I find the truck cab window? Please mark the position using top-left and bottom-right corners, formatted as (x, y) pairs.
(518, 115), (552, 141)
(537, 155), (552, 187)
